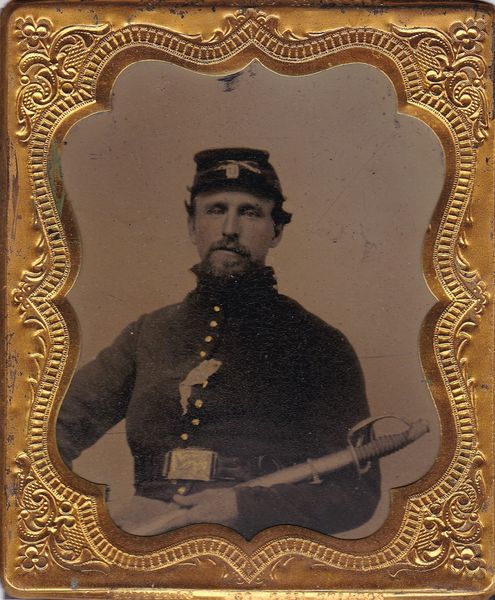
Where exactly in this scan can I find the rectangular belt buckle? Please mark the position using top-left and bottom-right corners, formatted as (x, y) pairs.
(164, 448), (217, 481)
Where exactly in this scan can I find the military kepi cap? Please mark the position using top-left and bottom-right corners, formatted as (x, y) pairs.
(189, 148), (292, 225)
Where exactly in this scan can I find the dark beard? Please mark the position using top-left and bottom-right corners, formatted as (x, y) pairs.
(194, 256), (263, 282)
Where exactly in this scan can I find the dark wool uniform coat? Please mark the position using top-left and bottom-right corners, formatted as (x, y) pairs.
(57, 267), (380, 539)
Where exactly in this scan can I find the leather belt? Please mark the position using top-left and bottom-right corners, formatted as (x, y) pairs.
(163, 447), (280, 482)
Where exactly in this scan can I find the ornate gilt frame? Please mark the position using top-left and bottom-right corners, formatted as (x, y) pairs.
(1, 1), (494, 598)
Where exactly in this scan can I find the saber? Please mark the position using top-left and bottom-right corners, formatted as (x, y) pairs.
(239, 418), (429, 488)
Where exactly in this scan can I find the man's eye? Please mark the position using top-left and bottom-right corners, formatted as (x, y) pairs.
(242, 208), (261, 218)
(206, 206), (225, 214)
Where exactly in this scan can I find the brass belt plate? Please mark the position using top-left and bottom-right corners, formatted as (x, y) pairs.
(164, 448), (217, 481)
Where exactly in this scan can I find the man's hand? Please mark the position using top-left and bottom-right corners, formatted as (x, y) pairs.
(110, 495), (188, 536)
(165, 487), (239, 529)
(110, 487), (239, 535)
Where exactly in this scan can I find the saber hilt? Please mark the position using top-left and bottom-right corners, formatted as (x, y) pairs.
(353, 418), (429, 464)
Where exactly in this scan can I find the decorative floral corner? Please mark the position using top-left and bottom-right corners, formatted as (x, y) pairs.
(393, 18), (489, 145)
(14, 453), (110, 574)
(14, 16), (110, 142)
(390, 454), (486, 579)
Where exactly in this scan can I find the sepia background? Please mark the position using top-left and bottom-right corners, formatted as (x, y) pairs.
(59, 60), (444, 538)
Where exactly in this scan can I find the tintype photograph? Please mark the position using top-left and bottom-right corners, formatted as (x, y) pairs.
(56, 60), (440, 538)
(2, 2), (494, 598)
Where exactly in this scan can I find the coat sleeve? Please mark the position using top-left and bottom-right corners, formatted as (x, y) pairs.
(56, 319), (141, 466)
(235, 326), (381, 538)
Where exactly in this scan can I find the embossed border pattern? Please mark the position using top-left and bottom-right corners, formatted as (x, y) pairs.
(11, 9), (490, 585)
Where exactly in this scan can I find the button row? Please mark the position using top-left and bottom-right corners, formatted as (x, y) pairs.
(179, 304), (221, 442)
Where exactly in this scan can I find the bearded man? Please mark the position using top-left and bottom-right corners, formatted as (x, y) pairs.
(57, 148), (381, 538)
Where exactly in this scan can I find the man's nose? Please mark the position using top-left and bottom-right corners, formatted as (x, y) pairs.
(222, 209), (240, 238)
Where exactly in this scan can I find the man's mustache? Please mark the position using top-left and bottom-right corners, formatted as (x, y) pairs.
(207, 242), (251, 259)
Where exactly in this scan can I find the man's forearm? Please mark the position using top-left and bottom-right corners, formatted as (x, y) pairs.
(235, 461), (381, 537)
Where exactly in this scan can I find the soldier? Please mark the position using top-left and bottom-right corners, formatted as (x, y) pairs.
(57, 148), (381, 538)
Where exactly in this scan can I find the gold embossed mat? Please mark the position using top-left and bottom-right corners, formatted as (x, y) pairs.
(0, 0), (494, 598)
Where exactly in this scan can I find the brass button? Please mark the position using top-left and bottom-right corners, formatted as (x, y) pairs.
(191, 418), (200, 426)
(177, 486), (187, 495)
(180, 433), (189, 441)
(194, 399), (203, 409)
(213, 305), (221, 312)
(209, 320), (218, 328)
(204, 335), (213, 343)
(199, 350), (207, 358)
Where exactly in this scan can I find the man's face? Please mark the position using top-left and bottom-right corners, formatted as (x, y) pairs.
(188, 190), (283, 276)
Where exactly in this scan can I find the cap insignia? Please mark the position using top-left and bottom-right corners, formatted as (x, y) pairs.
(216, 160), (262, 180)
(225, 163), (239, 179)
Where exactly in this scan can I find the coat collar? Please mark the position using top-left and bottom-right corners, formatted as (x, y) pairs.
(189, 263), (278, 307)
